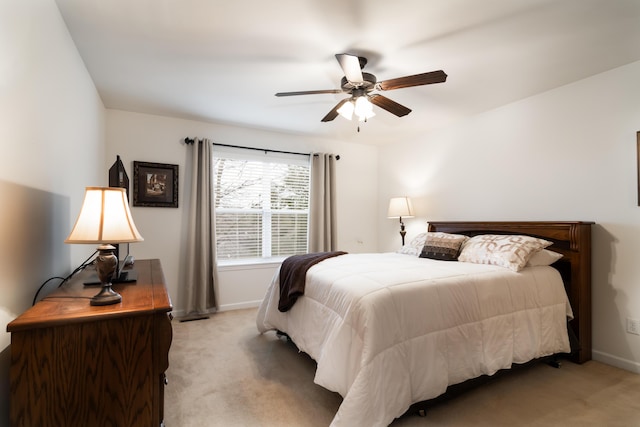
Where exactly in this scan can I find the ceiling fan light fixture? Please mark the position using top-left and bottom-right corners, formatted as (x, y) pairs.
(337, 100), (354, 120)
(359, 110), (376, 122)
(354, 96), (375, 121)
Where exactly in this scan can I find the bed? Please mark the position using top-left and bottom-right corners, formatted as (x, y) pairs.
(256, 221), (592, 427)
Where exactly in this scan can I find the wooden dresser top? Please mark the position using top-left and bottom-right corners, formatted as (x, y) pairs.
(7, 258), (172, 332)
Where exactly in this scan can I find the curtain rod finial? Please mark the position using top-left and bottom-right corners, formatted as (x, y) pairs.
(184, 137), (195, 145)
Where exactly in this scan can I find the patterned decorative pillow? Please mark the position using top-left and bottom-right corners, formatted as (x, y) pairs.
(458, 234), (552, 271)
(397, 232), (428, 256)
(419, 232), (469, 261)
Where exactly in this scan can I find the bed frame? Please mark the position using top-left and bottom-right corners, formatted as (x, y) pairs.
(428, 221), (593, 364)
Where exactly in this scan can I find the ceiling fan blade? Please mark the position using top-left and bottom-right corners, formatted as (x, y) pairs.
(377, 70), (447, 91)
(321, 99), (349, 122)
(336, 54), (364, 85)
(275, 89), (343, 97)
(369, 94), (412, 117)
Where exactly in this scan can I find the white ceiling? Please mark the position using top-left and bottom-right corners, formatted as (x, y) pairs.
(55, 0), (640, 145)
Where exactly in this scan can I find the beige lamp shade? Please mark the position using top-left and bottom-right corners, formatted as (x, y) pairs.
(65, 187), (144, 244)
(387, 197), (415, 218)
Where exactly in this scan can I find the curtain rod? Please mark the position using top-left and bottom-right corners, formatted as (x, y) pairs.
(184, 138), (339, 160)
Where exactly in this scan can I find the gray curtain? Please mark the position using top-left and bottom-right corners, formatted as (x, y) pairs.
(184, 138), (219, 314)
(309, 153), (338, 252)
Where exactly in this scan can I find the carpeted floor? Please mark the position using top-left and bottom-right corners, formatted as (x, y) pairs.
(165, 308), (640, 426)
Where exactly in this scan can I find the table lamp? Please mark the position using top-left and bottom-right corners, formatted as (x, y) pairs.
(65, 187), (144, 306)
(387, 197), (414, 246)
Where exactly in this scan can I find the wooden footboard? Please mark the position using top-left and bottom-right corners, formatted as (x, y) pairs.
(428, 221), (593, 363)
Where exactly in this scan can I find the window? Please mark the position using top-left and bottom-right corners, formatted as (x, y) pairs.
(213, 149), (310, 263)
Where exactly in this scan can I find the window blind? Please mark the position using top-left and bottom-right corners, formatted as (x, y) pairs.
(213, 150), (310, 262)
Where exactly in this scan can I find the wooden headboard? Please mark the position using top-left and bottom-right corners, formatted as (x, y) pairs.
(428, 221), (593, 364)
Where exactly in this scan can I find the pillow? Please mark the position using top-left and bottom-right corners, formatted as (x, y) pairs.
(458, 234), (552, 271)
(526, 249), (563, 267)
(419, 232), (469, 261)
(397, 232), (428, 256)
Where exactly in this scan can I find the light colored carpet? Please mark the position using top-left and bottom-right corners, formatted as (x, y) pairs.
(165, 308), (640, 426)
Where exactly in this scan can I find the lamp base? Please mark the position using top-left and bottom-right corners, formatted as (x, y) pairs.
(91, 244), (122, 306)
(90, 285), (122, 306)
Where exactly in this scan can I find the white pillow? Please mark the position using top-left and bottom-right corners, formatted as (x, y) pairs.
(458, 234), (552, 271)
(526, 249), (563, 267)
(396, 232), (427, 256)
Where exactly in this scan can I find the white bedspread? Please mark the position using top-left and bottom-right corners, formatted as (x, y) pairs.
(256, 253), (572, 427)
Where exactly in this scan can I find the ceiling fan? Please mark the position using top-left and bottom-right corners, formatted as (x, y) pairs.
(275, 53), (447, 124)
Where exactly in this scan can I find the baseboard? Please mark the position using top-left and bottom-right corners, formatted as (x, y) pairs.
(218, 300), (262, 312)
(593, 350), (640, 374)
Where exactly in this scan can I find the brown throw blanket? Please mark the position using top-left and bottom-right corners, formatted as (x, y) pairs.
(278, 251), (347, 312)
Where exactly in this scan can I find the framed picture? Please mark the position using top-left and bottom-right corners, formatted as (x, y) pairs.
(133, 161), (179, 208)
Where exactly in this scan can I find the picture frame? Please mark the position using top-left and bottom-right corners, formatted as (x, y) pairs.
(133, 161), (179, 208)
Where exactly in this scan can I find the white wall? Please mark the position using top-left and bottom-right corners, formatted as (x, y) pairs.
(378, 60), (640, 373)
(0, 0), (105, 423)
(106, 110), (379, 313)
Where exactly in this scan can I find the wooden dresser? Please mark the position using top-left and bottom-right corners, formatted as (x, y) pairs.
(7, 258), (173, 427)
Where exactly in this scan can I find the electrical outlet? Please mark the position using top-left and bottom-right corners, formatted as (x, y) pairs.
(627, 318), (640, 335)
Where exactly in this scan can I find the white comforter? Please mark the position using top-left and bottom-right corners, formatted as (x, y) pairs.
(256, 253), (572, 427)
